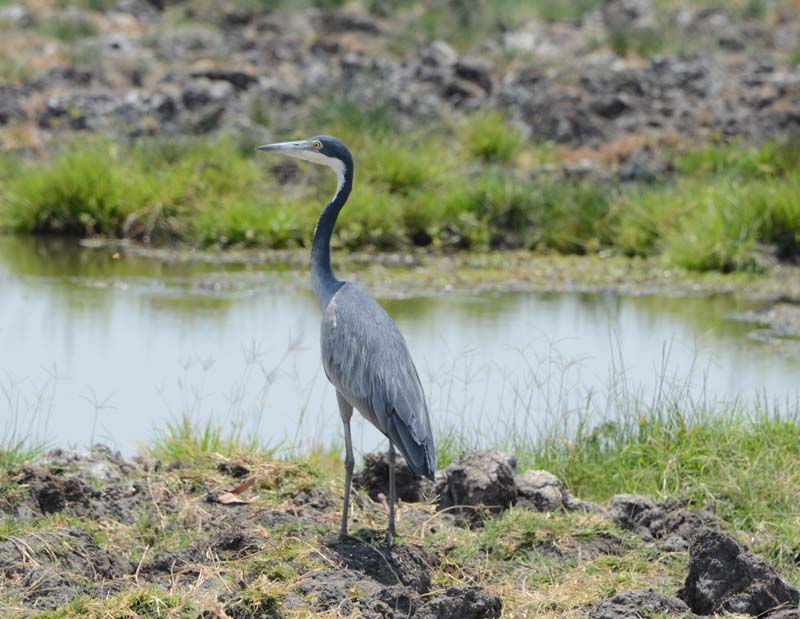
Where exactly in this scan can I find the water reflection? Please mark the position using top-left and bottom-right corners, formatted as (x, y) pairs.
(1, 236), (798, 456)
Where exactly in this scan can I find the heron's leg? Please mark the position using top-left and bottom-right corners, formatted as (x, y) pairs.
(387, 440), (397, 546)
(337, 392), (354, 540)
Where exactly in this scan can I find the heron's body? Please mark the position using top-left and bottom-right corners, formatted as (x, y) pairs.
(321, 282), (435, 477)
(257, 135), (435, 544)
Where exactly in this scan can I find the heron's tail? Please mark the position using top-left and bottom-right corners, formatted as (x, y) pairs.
(389, 415), (436, 481)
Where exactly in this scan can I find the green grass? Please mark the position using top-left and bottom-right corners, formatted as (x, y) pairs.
(35, 14), (97, 42)
(434, 385), (800, 574)
(1, 120), (799, 272)
(149, 414), (272, 463)
(382, 0), (604, 46)
(476, 387), (800, 571)
(617, 141), (800, 271)
(461, 111), (524, 163)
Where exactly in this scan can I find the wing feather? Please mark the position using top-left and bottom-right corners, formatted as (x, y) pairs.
(321, 283), (435, 479)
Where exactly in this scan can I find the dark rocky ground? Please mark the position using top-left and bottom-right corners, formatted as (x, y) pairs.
(1, 445), (798, 617)
(0, 0), (799, 179)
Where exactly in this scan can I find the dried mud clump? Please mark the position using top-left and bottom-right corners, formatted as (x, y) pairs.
(416, 586), (502, 619)
(679, 528), (800, 615)
(0, 527), (133, 609)
(324, 538), (432, 593)
(354, 451), (436, 503)
(435, 450), (519, 525)
(433, 450), (599, 526)
(590, 588), (694, 619)
(607, 494), (718, 551)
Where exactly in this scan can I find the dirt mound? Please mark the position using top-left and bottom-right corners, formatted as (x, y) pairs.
(591, 589), (693, 619)
(354, 452), (436, 503)
(435, 450), (520, 526)
(296, 568), (397, 615)
(325, 539), (432, 593)
(4, 446), (154, 525)
(416, 586), (502, 619)
(434, 450), (600, 526)
(297, 550), (501, 618)
(679, 528), (800, 615)
(535, 532), (631, 562)
(607, 494), (718, 550)
(0, 527), (132, 609)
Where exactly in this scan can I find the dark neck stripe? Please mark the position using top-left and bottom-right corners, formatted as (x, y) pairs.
(311, 165), (352, 309)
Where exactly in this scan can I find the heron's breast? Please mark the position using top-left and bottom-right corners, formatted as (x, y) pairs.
(323, 293), (338, 328)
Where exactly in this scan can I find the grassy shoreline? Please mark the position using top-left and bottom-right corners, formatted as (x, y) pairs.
(2, 398), (800, 616)
(1, 124), (798, 275)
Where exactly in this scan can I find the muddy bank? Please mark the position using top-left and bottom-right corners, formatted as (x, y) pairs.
(1, 445), (798, 617)
(82, 239), (800, 304)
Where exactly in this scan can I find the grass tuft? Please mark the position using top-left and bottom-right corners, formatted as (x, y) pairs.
(462, 111), (523, 163)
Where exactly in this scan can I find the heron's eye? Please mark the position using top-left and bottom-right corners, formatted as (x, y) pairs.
(312, 140), (322, 149)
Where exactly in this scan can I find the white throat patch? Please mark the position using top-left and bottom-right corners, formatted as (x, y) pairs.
(292, 150), (347, 195)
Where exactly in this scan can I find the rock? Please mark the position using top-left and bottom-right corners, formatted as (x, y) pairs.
(607, 494), (716, 546)
(444, 78), (487, 103)
(296, 568), (499, 619)
(321, 9), (383, 35)
(216, 461), (250, 478)
(755, 303), (800, 337)
(591, 589), (693, 619)
(422, 40), (458, 68)
(607, 495), (659, 533)
(156, 25), (226, 59)
(514, 469), (567, 511)
(37, 94), (118, 131)
(34, 66), (98, 89)
(181, 79), (234, 109)
(292, 488), (332, 510)
(417, 586), (502, 619)
(7, 447), (154, 524)
(679, 528), (800, 615)
(189, 68), (258, 91)
(119, 89), (179, 129)
(28, 472), (95, 514)
(296, 568), (371, 614)
(602, 0), (657, 30)
(0, 87), (26, 125)
(436, 450), (517, 526)
(454, 56), (493, 93)
(617, 146), (670, 183)
(41, 444), (138, 483)
(590, 94), (633, 119)
(353, 452), (436, 503)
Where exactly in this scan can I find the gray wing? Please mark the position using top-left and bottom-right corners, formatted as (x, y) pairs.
(320, 282), (435, 479)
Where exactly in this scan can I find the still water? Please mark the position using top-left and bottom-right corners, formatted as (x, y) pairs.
(1, 236), (798, 455)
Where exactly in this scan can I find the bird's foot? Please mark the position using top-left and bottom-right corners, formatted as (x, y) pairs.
(337, 530), (359, 543)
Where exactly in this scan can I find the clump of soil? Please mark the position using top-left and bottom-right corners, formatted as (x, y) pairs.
(0, 527), (132, 609)
(680, 529), (800, 615)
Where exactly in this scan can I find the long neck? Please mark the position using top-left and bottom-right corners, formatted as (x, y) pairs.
(311, 162), (352, 310)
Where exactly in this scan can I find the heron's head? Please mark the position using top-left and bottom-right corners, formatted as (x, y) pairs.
(256, 135), (352, 182)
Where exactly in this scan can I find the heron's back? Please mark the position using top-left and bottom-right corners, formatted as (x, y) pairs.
(320, 283), (435, 479)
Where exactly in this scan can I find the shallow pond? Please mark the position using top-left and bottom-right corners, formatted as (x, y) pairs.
(1, 236), (798, 456)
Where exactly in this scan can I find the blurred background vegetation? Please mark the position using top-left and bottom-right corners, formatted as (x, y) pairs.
(0, 0), (799, 272)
